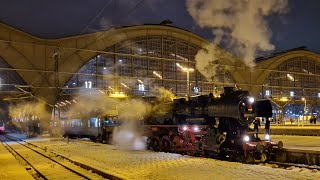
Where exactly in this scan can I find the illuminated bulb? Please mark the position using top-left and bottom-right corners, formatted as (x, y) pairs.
(243, 135), (250, 142)
(265, 134), (270, 140)
(248, 97), (255, 103)
(182, 126), (188, 131)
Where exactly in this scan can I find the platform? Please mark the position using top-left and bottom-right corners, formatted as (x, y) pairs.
(0, 142), (33, 180)
(272, 135), (320, 151)
(251, 125), (320, 136)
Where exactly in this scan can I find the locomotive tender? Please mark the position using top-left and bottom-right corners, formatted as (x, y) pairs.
(144, 87), (283, 163)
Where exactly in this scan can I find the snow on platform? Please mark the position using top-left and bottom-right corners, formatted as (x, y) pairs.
(0, 141), (33, 180)
(24, 138), (320, 180)
(272, 135), (320, 152)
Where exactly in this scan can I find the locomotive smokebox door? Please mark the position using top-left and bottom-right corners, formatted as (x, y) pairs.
(254, 100), (273, 118)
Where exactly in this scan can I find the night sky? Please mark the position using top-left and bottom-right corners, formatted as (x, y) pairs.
(0, 0), (319, 54)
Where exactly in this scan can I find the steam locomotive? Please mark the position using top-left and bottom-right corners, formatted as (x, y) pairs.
(144, 87), (283, 163)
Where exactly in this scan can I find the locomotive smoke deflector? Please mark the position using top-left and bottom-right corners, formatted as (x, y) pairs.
(252, 99), (273, 118)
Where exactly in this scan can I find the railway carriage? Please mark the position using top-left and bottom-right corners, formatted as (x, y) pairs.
(62, 115), (119, 143)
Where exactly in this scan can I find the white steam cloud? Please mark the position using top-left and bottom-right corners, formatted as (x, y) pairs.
(9, 102), (50, 135)
(186, 0), (288, 67)
(112, 87), (175, 151)
(62, 87), (174, 151)
(194, 44), (227, 81)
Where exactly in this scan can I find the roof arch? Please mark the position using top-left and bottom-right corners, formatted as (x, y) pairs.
(0, 23), (247, 104)
(250, 50), (320, 96)
(55, 25), (244, 88)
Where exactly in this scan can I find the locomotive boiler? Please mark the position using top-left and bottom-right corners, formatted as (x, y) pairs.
(144, 87), (283, 163)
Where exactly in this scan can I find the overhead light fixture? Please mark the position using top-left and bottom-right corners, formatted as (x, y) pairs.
(153, 71), (162, 79)
(121, 83), (131, 90)
(137, 79), (143, 84)
(176, 63), (194, 72)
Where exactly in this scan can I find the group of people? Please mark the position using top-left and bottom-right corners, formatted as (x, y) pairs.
(310, 116), (317, 124)
(253, 117), (270, 135)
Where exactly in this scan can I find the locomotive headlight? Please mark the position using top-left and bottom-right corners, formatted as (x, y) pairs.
(248, 97), (255, 103)
(265, 134), (270, 140)
(193, 126), (199, 132)
(182, 126), (188, 131)
(243, 135), (250, 142)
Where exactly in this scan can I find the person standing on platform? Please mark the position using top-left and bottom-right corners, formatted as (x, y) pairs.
(253, 117), (261, 137)
(290, 118), (293, 124)
(265, 118), (270, 134)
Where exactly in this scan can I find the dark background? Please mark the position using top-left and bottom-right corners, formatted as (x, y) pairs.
(0, 0), (319, 54)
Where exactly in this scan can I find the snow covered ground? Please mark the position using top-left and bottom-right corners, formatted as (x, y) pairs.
(18, 136), (319, 180)
(0, 139), (34, 180)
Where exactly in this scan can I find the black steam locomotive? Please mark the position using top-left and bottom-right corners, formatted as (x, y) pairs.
(144, 87), (283, 163)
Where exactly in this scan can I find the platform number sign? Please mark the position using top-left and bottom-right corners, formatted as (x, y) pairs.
(85, 81), (92, 89)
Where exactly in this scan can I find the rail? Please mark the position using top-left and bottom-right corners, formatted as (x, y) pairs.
(3, 134), (123, 180)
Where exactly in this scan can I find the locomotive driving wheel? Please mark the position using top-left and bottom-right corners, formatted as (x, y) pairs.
(148, 136), (161, 151)
(186, 150), (196, 156)
(161, 136), (172, 152)
(244, 153), (254, 163)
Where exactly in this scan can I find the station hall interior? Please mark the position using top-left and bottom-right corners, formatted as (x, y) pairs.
(0, 22), (319, 126)
(2, 1), (320, 179)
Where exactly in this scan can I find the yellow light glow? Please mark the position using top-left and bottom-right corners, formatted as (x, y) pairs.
(109, 92), (127, 98)
(279, 97), (288, 102)
(301, 97), (306, 101)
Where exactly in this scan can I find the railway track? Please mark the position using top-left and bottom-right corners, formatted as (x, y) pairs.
(267, 161), (320, 171)
(74, 137), (320, 172)
(0, 135), (117, 180)
(73, 137), (320, 170)
(2, 134), (318, 179)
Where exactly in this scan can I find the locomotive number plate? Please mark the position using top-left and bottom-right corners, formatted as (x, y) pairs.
(244, 113), (254, 117)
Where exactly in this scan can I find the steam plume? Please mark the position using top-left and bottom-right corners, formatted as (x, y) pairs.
(186, 0), (288, 67)
(194, 44), (224, 81)
(112, 87), (175, 150)
(9, 102), (50, 135)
